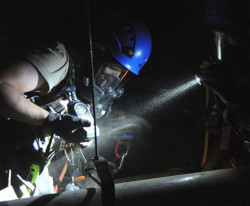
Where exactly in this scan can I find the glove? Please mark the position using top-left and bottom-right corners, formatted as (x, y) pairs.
(43, 112), (91, 143)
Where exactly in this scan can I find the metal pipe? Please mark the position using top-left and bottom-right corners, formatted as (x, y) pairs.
(114, 166), (250, 206)
(5, 166), (250, 206)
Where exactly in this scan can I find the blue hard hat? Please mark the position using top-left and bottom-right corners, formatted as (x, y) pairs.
(110, 17), (152, 75)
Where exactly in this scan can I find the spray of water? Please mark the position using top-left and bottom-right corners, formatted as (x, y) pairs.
(130, 78), (199, 116)
(49, 79), (199, 178)
(97, 115), (151, 138)
(95, 78), (199, 142)
(82, 78), (199, 157)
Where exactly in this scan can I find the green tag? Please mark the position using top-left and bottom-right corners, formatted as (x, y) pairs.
(27, 164), (40, 194)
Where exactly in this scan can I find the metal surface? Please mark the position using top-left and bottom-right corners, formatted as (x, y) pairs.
(114, 166), (250, 206)
(4, 166), (250, 206)
(94, 157), (115, 206)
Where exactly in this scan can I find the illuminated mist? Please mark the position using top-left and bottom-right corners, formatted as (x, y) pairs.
(130, 78), (199, 116)
(73, 78), (199, 159)
(94, 115), (152, 148)
(96, 78), (199, 140)
(93, 77), (199, 148)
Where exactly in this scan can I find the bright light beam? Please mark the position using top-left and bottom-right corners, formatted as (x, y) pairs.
(195, 75), (201, 85)
(138, 78), (199, 115)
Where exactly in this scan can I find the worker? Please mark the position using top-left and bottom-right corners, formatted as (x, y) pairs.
(0, 14), (152, 197)
(80, 15), (152, 119)
(198, 0), (250, 170)
(200, 0), (250, 114)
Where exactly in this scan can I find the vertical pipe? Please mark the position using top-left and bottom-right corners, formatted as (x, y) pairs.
(86, 0), (99, 160)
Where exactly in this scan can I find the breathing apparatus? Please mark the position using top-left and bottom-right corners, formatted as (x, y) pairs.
(80, 15), (152, 119)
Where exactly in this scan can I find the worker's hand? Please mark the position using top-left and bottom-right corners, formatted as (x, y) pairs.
(43, 112), (91, 143)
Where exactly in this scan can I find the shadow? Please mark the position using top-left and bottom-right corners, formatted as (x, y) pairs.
(25, 188), (96, 206)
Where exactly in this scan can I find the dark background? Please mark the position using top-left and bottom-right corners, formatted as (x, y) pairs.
(0, 0), (209, 178)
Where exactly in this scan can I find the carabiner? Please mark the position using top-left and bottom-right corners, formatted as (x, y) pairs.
(115, 137), (132, 159)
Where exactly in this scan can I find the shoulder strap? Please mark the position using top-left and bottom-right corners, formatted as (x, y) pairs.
(59, 56), (76, 99)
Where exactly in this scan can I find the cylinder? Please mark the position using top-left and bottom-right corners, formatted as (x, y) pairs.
(5, 166), (250, 206)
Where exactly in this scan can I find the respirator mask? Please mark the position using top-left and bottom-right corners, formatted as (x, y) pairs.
(95, 73), (124, 118)
(80, 63), (127, 119)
